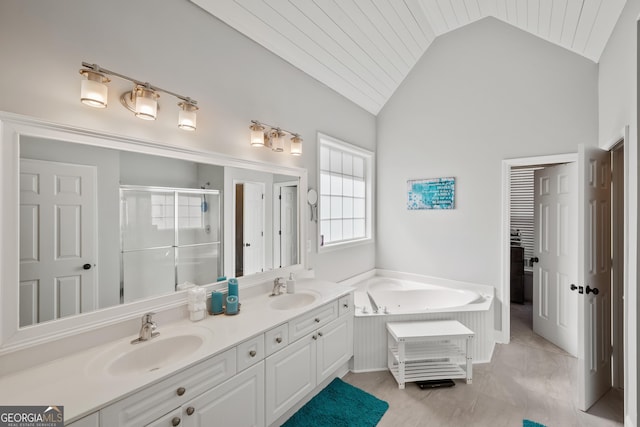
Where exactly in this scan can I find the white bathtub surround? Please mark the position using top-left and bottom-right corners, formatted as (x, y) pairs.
(342, 270), (495, 371)
(0, 278), (353, 424)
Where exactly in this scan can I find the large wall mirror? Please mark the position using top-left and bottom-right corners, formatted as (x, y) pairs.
(0, 113), (306, 353)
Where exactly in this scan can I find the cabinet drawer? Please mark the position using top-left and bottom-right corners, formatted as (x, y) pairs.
(100, 348), (236, 427)
(237, 334), (265, 372)
(289, 301), (338, 343)
(338, 294), (352, 317)
(265, 323), (289, 356)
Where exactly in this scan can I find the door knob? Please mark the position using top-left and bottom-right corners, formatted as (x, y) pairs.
(82, 263), (92, 270)
(530, 257), (539, 264)
(586, 286), (599, 295)
(245, 243), (251, 247)
(570, 284), (578, 291)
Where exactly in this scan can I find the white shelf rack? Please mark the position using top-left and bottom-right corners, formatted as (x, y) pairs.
(386, 320), (475, 389)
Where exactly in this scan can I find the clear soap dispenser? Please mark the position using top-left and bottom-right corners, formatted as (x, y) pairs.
(286, 273), (296, 294)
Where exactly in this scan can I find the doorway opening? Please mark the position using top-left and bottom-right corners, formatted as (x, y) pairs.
(234, 181), (265, 277)
(502, 141), (626, 416)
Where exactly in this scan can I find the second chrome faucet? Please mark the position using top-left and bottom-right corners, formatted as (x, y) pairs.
(131, 312), (160, 344)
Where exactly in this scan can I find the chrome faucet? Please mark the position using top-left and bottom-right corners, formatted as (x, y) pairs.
(271, 277), (286, 296)
(131, 312), (160, 344)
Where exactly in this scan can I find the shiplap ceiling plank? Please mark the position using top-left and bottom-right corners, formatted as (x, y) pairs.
(371, 0), (423, 58)
(464, 0), (482, 21)
(527, 0), (540, 33)
(388, 0), (431, 48)
(191, 0), (627, 115)
(285, 0), (394, 96)
(404, 0), (437, 43)
(420, 0), (450, 35)
(317, 0), (405, 84)
(539, 0), (554, 39)
(549, 0), (569, 43)
(572, 0), (602, 53)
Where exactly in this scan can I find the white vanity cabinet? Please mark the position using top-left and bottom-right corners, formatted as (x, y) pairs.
(100, 348), (236, 427)
(180, 362), (265, 427)
(91, 291), (353, 427)
(265, 295), (354, 425)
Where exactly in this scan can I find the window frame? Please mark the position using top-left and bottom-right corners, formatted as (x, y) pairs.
(317, 132), (374, 252)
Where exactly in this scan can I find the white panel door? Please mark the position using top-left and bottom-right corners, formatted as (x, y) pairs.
(577, 145), (612, 411)
(533, 163), (578, 356)
(19, 159), (96, 326)
(280, 185), (298, 267)
(243, 182), (264, 275)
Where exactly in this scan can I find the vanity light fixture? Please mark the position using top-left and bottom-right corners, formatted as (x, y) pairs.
(249, 120), (303, 156)
(79, 62), (199, 130)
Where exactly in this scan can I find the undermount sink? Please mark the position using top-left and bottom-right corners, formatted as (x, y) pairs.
(89, 329), (211, 377)
(269, 292), (318, 310)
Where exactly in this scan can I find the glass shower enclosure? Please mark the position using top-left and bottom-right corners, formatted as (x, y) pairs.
(120, 185), (222, 303)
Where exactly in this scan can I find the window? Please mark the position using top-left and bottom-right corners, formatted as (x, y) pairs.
(510, 168), (535, 271)
(318, 133), (373, 248)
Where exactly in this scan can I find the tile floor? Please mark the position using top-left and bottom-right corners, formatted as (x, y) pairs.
(343, 303), (624, 427)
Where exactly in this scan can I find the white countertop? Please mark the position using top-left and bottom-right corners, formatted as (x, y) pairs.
(0, 278), (353, 423)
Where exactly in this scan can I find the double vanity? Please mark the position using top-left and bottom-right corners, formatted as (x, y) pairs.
(0, 279), (354, 427)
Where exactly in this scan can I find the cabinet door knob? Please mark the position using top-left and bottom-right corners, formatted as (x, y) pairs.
(343, 303), (349, 308)
(312, 335), (317, 340)
(176, 387), (186, 396)
(275, 337), (283, 344)
(172, 417), (181, 426)
(186, 407), (195, 416)
(318, 332), (323, 337)
(315, 318), (320, 323)
(249, 350), (257, 357)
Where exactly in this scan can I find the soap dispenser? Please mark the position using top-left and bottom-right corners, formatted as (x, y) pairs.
(286, 273), (296, 294)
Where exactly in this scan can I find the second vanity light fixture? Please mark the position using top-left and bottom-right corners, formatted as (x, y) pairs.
(79, 62), (199, 131)
(250, 120), (302, 156)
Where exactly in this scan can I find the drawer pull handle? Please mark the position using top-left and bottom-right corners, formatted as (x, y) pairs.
(275, 337), (283, 344)
(172, 417), (181, 426)
(318, 332), (323, 337)
(186, 407), (195, 416)
(315, 318), (320, 323)
(312, 335), (318, 340)
(176, 387), (186, 396)
(249, 350), (257, 357)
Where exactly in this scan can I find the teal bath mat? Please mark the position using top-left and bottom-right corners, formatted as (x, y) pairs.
(523, 420), (547, 427)
(282, 377), (389, 427)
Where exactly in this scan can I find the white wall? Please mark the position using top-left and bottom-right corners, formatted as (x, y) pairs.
(598, 2), (640, 425)
(376, 17), (598, 326)
(0, 0), (376, 282)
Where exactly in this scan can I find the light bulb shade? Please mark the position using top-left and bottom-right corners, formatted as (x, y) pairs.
(80, 70), (109, 108)
(290, 136), (303, 155)
(178, 102), (198, 131)
(250, 123), (265, 147)
(134, 87), (159, 120)
(272, 131), (285, 152)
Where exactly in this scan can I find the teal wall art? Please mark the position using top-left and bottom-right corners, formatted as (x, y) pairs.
(407, 177), (455, 210)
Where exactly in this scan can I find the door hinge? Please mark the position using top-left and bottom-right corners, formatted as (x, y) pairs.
(262, 193), (264, 200)
(279, 230), (282, 235)
(279, 195), (282, 200)
(261, 231), (264, 237)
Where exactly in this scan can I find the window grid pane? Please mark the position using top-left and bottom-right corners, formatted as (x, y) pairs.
(319, 138), (371, 246)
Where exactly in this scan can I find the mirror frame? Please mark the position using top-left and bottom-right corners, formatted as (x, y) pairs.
(0, 112), (308, 355)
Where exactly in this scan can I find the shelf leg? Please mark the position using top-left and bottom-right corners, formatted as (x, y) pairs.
(466, 335), (473, 384)
(398, 339), (405, 389)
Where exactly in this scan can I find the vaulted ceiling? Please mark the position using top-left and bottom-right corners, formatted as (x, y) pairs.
(191, 0), (627, 115)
